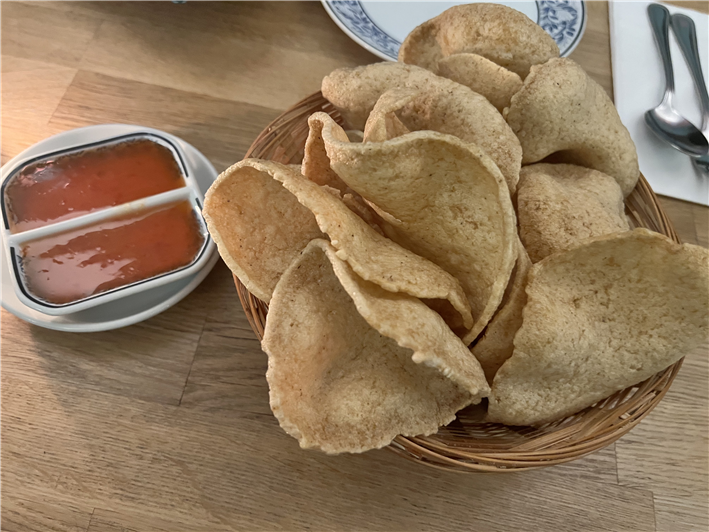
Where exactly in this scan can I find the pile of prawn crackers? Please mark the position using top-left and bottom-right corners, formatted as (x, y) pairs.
(203, 4), (709, 454)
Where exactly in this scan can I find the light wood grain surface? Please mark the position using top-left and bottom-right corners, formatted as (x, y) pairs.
(2, 2), (708, 531)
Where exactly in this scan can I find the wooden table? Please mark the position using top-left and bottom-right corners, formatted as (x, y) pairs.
(2, 2), (707, 531)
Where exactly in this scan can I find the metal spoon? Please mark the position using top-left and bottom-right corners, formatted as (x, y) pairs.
(644, 4), (709, 157)
(671, 13), (709, 173)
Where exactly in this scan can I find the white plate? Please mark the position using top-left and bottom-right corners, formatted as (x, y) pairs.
(1, 124), (220, 332)
(322, 0), (587, 61)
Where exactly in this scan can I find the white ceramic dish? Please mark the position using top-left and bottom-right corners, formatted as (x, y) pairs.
(322, 0), (587, 61)
(1, 124), (220, 332)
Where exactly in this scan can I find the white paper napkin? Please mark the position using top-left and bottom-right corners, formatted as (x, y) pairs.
(609, 0), (709, 205)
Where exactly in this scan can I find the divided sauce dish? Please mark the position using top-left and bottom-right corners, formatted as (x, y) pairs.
(1, 131), (213, 316)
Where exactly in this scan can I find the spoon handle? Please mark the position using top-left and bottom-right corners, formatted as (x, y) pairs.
(671, 14), (709, 130)
(648, 4), (675, 97)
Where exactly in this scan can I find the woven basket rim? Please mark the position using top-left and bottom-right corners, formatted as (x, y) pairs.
(235, 90), (683, 473)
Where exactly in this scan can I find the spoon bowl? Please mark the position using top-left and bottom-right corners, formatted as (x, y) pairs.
(645, 103), (709, 157)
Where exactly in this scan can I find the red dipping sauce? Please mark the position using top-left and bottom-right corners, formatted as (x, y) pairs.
(4, 137), (185, 233)
(20, 201), (205, 305)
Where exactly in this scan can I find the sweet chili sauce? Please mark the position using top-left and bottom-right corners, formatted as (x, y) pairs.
(4, 138), (185, 233)
(20, 201), (205, 305)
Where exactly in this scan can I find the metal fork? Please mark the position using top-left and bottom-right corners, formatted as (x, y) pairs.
(671, 13), (709, 173)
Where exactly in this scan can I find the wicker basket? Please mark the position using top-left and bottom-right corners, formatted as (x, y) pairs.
(235, 91), (683, 473)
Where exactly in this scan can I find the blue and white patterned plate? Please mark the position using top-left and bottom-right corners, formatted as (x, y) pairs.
(322, 1), (587, 61)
